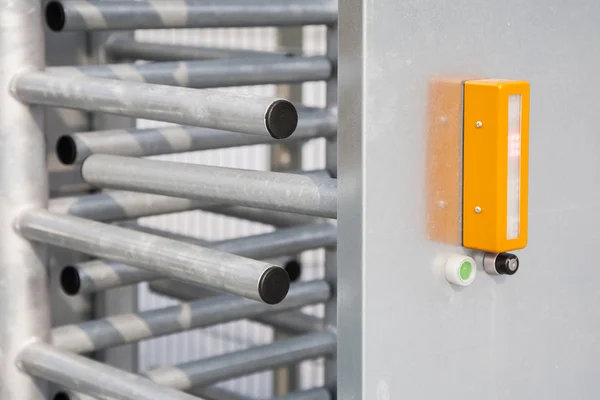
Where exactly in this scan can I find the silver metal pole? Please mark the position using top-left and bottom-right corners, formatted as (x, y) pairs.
(56, 108), (336, 165)
(45, 0), (338, 32)
(63, 386), (330, 400)
(63, 223), (336, 295)
(324, 18), (339, 396)
(192, 387), (332, 400)
(277, 388), (332, 400)
(49, 190), (316, 226)
(51, 280), (330, 354)
(12, 73), (299, 139)
(18, 342), (199, 400)
(47, 57), (332, 89)
(272, 26), (305, 396)
(0, 0), (51, 399)
(17, 209), (290, 304)
(105, 36), (292, 62)
(145, 332), (337, 391)
(81, 155), (338, 219)
(149, 279), (324, 335)
(191, 387), (253, 400)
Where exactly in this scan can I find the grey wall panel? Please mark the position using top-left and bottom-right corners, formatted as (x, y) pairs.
(339, 0), (600, 399)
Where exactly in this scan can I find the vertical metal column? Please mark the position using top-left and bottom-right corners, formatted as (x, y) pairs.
(324, 12), (338, 397)
(272, 26), (304, 397)
(89, 25), (139, 373)
(0, 1), (50, 399)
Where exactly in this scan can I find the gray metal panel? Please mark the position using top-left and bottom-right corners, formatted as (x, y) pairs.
(339, 1), (600, 399)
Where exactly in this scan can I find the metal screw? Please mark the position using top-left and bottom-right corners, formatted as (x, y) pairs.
(475, 206), (482, 214)
(475, 121), (483, 128)
(508, 258), (518, 272)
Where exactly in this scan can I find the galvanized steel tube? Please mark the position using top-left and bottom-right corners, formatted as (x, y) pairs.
(81, 155), (338, 218)
(18, 342), (198, 400)
(106, 36), (292, 62)
(146, 332), (336, 390)
(56, 108), (336, 165)
(12, 72), (299, 139)
(49, 190), (315, 226)
(47, 57), (332, 89)
(150, 279), (324, 335)
(0, 1), (51, 399)
(277, 388), (331, 400)
(64, 386), (329, 400)
(63, 223), (336, 295)
(45, 0), (338, 32)
(51, 280), (330, 353)
(17, 209), (290, 304)
(190, 387), (253, 400)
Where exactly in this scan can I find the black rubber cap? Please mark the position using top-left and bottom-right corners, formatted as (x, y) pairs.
(60, 266), (81, 296)
(56, 135), (77, 165)
(53, 392), (71, 400)
(46, 1), (66, 32)
(495, 253), (519, 276)
(258, 267), (290, 304)
(265, 100), (298, 139)
(284, 260), (302, 282)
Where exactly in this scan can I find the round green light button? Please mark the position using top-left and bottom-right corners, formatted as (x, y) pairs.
(459, 261), (473, 281)
(445, 254), (477, 286)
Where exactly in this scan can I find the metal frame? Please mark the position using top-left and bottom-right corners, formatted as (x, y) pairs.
(0, 1), (338, 399)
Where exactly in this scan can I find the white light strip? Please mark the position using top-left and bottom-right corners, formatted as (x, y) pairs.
(507, 94), (522, 240)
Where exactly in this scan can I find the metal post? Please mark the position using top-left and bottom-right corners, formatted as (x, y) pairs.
(47, 57), (332, 89)
(272, 25), (305, 397)
(0, 1), (51, 399)
(45, 0), (338, 31)
(145, 333), (337, 391)
(80, 155), (337, 218)
(105, 36), (292, 62)
(17, 209), (291, 304)
(18, 342), (199, 400)
(55, 108), (336, 165)
(325, 12), (339, 397)
(61, 223), (336, 295)
(52, 281), (330, 354)
(149, 279), (324, 335)
(12, 73), (299, 139)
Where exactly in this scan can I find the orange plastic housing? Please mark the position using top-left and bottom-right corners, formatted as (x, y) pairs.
(463, 80), (530, 253)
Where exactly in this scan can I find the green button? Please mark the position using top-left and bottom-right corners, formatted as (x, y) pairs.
(459, 261), (473, 281)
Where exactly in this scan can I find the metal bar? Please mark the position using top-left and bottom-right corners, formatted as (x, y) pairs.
(326, 23), (338, 178)
(150, 279), (324, 335)
(189, 387), (253, 400)
(63, 223), (336, 295)
(87, 30), (140, 375)
(324, 17), (339, 397)
(81, 155), (337, 219)
(51, 280), (330, 354)
(56, 108), (336, 165)
(18, 342), (198, 400)
(145, 332), (336, 391)
(45, 0), (338, 32)
(63, 386), (330, 400)
(272, 26), (305, 397)
(105, 36), (292, 62)
(0, 0), (51, 399)
(276, 388), (332, 400)
(49, 190), (317, 226)
(17, 209), (290, 304)
(12, 72), (299, 139)
(47, 57), (332, 89)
